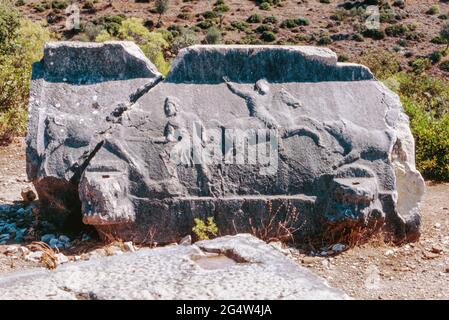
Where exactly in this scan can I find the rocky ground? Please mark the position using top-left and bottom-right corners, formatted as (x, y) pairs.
(289, 183), (449, 300)
(0, 138), (448, 299)
(0, 234), (348, 300)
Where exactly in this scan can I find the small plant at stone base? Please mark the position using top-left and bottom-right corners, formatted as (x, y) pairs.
(192, 217), (218, 240)
(247, 200), (304, 243)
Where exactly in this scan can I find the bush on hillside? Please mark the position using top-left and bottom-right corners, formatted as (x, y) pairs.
(391, 73), (449, 180)
(0, 0), (50, 143)
(96, 17), (170, 75)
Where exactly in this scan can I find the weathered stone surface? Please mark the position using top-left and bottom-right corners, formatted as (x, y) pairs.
(0, 234), (348, 299)
(26, 43), (425, 243)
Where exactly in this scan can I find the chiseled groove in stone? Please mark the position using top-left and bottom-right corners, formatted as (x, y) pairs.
(176, 194), (316, 202)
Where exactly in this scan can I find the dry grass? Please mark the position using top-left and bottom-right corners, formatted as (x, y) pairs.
(28, 241), (58, 269)
(247, 200), (305, 243)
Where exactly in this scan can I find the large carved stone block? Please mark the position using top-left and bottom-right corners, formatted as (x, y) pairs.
(27, 42), (425, 243)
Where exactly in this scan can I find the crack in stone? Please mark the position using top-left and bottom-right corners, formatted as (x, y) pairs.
(69, 140), (105, 184)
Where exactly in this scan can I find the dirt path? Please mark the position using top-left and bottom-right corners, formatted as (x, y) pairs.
(0, 138), (31, 203)
(292, 182), (449, 300)
(0, 139), (448, 299)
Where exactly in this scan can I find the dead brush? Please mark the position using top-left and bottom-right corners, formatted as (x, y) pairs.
(141, 226), (158, 248)
(28, 241), (58, 270)
(322, 217), (384, 248)
(97, 228), (125, 255)
(247, 200), (305, 243)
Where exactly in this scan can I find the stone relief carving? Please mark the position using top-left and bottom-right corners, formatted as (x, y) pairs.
(26, 43), (425, 243)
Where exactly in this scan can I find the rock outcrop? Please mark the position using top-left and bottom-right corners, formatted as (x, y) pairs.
(26, 42), (425, 243)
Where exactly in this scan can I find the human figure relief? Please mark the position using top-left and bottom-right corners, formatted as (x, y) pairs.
(160, 96), (216, 196)
(223, 77), (279, 129)
(223, 77), (324, 148)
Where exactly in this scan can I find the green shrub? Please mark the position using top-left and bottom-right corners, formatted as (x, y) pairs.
(196, 19), (213, 29)
(247, 13), (262, 23)
(381, 10), (400, 24)
(202, 10), (217, 19)
(431, 35), (446, 44)
(318, 34), (332, 45)
(430, 51), (443, 64)
(33, 3), (45, 12)
(357, 49), (400, 80)
(171, 28), (199, 53)
(230, 20), (248, 31)
(295, 33), (312, 42)
(259, 2), (271, 10)
(192, 217), (218, 240)
(402, 96), (449, 181)
(362, 28), (385, 40)
(439, 60), (449, 72)
(205, 26), (221, 44)
(83, 0), (95, 10)
(426, 5), (440, 15)
(410, 58), (432, 74)
(439, 22), (449, 49)
(263, 15), (277, 24)
(96, 18), (170, 75)
(51, 0), (67, 9)
(386, 73), (449, 181)
(98, 15), (125, 36)
(240, 33), (263, 44)
(294, 17), (309, 26)
(280, 17), (309, 29)
(255, 24), (271, 33)
(393, 0), (405, 8)
(385, 24), (409, 37)
(338, 53), (349, 62)
(0, 1), (50, 143)
(352, 33), (364, 42)
(260, 30), (275, 42)
(214, 3), (230, 13)
(83, 22), (104, 41)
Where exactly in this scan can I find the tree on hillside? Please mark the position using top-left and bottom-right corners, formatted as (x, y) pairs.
(440, 22), (449, 50)
(154, 0), (169, 27)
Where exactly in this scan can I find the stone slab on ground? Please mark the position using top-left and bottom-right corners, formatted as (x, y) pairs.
(0, 234), (348, 300)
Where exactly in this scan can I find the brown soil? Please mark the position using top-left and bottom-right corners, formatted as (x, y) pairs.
(292, 181), (449, 300)
(0, 139), (448, 299)
(17, 0), (449, 79)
